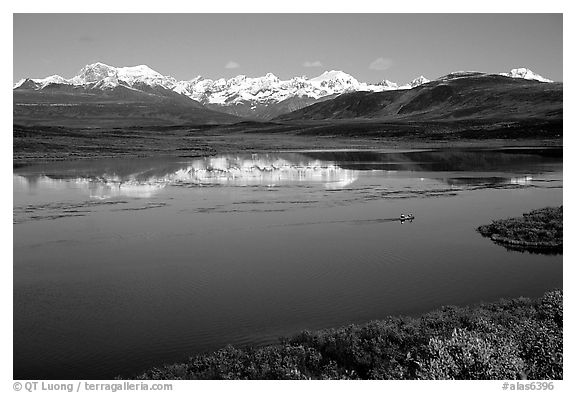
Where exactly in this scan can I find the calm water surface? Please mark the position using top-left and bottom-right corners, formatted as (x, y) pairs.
(13, 148), (563, 379)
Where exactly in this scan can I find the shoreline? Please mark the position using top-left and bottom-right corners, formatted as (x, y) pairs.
(131, 289), (562, 380)
(477, 207), (563, 254)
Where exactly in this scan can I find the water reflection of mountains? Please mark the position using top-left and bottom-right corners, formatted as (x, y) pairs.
(14, 154), (360, 197)
(14, 148), (561, 194)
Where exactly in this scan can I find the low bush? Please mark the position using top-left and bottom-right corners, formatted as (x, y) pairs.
(133, 289), (562, 380)
(477, 206), (562, 253)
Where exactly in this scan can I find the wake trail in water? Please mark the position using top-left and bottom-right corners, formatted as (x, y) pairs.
(268, 216), (415, 229)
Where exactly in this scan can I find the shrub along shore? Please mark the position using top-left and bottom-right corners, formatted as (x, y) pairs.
(133, 289), (562, 380)
(477, 206), (562, 253)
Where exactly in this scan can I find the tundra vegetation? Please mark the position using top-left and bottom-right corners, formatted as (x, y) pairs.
(134, 289), (562, 380)
(477, 207), (562, 254)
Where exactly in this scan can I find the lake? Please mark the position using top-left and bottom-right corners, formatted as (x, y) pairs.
(13, 147), (563, 379)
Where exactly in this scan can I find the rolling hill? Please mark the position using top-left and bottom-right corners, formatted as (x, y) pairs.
(274, 73), (562, 123)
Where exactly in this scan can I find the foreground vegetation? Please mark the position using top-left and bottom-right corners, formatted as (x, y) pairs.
(134, 290), (562, 380)
(477, 207), (563, 253)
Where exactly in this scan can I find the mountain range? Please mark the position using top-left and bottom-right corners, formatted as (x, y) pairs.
(14, 62), (559, 127)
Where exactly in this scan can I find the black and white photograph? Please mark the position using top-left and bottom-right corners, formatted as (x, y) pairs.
(8, 4), (568, 388)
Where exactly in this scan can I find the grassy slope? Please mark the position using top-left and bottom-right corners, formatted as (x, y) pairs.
(133, 290), (562, 380)
(477, 207), (563, 253)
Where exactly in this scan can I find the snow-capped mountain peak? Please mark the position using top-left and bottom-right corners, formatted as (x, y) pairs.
(61, 62), (176, 89)
(397, 75), (430, 90)
(12, 74), (71, 89)
(117, 64), (162, 77)
(117, 64), (176, 88)
(376, 80), (399, 90)
(309, 70), (363, 93)
(410, 75), (430, 87)
(311, 70), (352, 81)
(499, 68), (553, 83)
(310, 70), (358, 85)
(71, 62), (117, 84)
(27, 75), (70, 89)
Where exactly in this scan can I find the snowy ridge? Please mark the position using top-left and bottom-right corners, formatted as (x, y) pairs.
(174, 70), (381, 106)
(14, 62), (431, 106)
(18, 62), (179, 91)
(499, 68), (553, 83)
(15, 62), (554, 109)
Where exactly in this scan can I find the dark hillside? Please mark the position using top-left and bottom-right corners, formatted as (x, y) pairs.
(275, 75), (562, 123)
(13, 83), (240, 127)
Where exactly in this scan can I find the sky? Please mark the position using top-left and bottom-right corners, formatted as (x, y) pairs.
(13, 14), (563, 84)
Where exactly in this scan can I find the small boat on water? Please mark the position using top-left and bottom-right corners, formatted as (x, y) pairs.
(400, 213), (414, 220)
